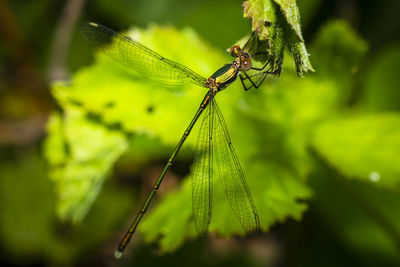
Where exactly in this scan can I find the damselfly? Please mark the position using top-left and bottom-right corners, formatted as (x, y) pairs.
(81, 22), (274, 259)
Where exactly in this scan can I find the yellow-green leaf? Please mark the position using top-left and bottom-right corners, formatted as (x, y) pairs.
(243, 0), (313, 76)
(312, 113), (400, 189)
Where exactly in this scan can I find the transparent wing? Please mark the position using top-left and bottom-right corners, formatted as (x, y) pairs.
(192, 102), (213, 234)
(81, 22), (207, 87)
(212, 99), (260, 232)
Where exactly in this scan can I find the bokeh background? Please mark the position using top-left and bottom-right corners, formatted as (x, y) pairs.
(1, 0), (400, 266)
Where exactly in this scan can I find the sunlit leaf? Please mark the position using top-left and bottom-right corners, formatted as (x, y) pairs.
(243, 0), (314, 76)
(140, 160), (311, 252)
(273, 0), (303, 42)
(243, 0), (276, 40)
(44, 26), (231, 223)
(44, 24), (316, 249)
(45, 20), (371, 252)
(312, 113), (400, 190)
(45, 111), (129, 222)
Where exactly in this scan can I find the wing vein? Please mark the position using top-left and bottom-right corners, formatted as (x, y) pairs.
(212, 99), (260, 232)
(81, 23), (207, 87)
(192, 101), (213, 234)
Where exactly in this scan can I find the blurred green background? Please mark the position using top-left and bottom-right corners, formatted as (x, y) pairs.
(1, 0), (400, 266)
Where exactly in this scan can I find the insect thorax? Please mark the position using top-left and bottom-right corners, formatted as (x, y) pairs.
(207, 61), (240, 92)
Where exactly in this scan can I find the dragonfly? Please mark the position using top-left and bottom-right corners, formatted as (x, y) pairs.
(81, 22), (274, 259)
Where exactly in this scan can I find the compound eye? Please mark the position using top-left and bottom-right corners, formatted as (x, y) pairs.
(241, 57), (252, 71)
(229, 45), (241, 57)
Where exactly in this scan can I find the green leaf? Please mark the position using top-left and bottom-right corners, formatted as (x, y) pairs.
(45, 24), (317, 251)
(273, 0), (303, 42)
(44, 111), (129, 222)
(243, 0), (276, 40)
(310, 20), (368, 102)
(243, 0), (314, 76)
(49, 21), (372, 251)
(140, 160), (311, 252)
(47, 20), (374, 251)
(286, 39), (314, 77)
(44, 113), (68, 166)
(310, 164), (400, 263)
(360, 44), (400, 112)
(140, 180), (196, 251)
(139, 53), (371, 250)
(44, 26), (232, 223)
(312, 113), (400, 190)
(140, 22), (369, 250)
(310, 20), (368, 78)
